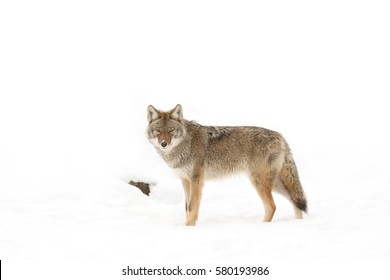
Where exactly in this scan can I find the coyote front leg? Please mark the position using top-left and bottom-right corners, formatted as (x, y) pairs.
(181, 179), (190, 214)
(186, 166), (205, 226)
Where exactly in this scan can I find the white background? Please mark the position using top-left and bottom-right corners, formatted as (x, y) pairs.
(1, 0), (390, 279)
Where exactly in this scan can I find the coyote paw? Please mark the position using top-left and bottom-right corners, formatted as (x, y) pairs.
(185, 220), (196, 226)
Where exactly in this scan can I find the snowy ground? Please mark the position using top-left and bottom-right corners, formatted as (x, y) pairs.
(1, 1), (390, 279)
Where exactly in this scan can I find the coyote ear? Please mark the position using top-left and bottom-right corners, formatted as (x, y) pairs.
(147, 105), (159, 123)
(171, 104), (183, 121)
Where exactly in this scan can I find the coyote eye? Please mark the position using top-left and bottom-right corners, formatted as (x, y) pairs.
(155, 128), (161, 133)
(169, 128), (175, 132)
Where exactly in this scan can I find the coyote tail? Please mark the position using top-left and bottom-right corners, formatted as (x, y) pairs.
(280, 149), (308, 213)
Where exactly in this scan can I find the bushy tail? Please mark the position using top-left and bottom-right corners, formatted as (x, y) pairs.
(280, 150), (308, 213)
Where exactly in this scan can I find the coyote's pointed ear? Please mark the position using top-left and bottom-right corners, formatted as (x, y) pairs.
(147, 105), (159, 123)
(170, 104), (183, 121)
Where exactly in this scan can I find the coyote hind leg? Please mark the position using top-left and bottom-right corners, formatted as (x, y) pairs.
(251, 172), (276, 222)
(294, 206), (303, 219)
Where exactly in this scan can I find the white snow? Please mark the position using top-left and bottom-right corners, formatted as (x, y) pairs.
(1, 0), (390, 279)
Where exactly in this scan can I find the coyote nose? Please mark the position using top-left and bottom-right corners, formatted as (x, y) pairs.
(160, 140), (167, 148)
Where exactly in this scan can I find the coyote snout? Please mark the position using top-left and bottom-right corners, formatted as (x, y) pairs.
(160, 140), (168, 148)
(146, 104), (308, 226)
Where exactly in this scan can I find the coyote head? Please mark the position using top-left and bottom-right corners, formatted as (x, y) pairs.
(147, 104), (186, 152)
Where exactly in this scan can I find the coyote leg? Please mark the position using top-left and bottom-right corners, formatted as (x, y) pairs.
(251, 172), (276, 222)
(181, 179), (190, 217)
(258, 188), (276, 222)
(293, 206), (303, 219)
(186, 167), (204, 226)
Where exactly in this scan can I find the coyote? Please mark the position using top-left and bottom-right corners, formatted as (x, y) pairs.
(147, 104), (307, 226)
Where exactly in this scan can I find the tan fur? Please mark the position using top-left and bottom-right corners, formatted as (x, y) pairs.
(147, 104), (308, 226)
